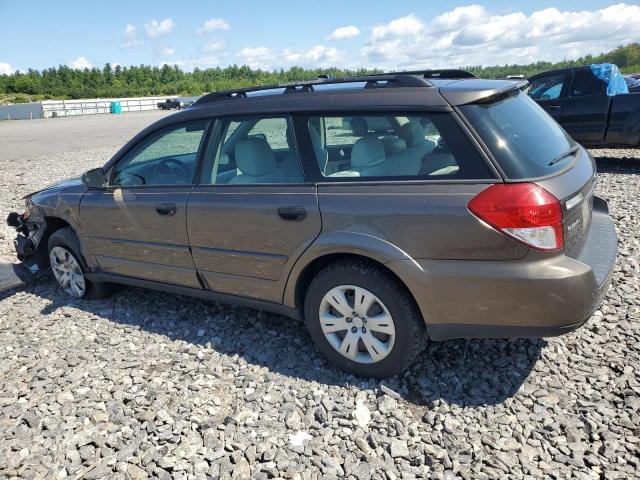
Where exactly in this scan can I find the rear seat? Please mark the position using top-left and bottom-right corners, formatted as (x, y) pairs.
(329, 135), (388, 177)
(385, 121), (437, 175)
(326, 119), (457, 178)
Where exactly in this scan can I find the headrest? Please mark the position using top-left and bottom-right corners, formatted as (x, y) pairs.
(351, 136), (386, 168)
(399, 121), (426, 148)
(350, 117), (368, 137)
(235, 137), (277, 176)
(381, 137), (407, 155)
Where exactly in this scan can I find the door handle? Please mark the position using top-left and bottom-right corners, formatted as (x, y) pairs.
(546, 105), (561, 110)
(277, 206), (307, 221)
(155, 203), (177, 216)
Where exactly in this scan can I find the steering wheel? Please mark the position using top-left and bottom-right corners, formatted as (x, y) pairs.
(152, 158), (191, 183)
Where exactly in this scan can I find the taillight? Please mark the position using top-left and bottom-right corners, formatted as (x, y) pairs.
(468, 183), (563, 251)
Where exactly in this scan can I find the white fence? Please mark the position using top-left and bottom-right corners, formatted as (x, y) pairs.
(40, 96), (170, 118)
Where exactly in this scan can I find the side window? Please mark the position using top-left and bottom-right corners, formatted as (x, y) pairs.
(113, 121), (208, 186)
(528, 74), (566, 100)
(570, 70), (607, 97)
(202, 116), (304, 185)
(305, 113), (493, 180)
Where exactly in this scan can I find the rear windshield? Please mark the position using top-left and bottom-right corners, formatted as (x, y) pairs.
(460, 91), (575, 178)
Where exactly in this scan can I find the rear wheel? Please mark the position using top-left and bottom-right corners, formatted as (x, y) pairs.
(48, 227), (111, 299)
(304, 260), (426, 378)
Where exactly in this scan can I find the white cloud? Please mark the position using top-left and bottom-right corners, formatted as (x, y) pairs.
(371, 14), (424, 41)
(161, 56), (221, 71)
(0, 62), (15, 75)
(202, 40), (225, 53)
(237, 45), (342, 70)
(284, 45), (339, 65)
(328, 25), (360, 40)
(69, 57), (92, 69)
(145, 18), (175, 38)
(121, 23), (143, 48)
(360, 4), (640, 69)
(237, 46), (276, 69)
(196, 18), (230, 35)
(430, 5), (487, 33)
(161, 47), (176, 56)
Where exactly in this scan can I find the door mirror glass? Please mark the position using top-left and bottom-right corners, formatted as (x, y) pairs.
(82, 168), (106, 188)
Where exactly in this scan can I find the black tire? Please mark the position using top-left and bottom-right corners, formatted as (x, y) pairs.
(303, 260), (426, 378)
(47, 227), (112, 299)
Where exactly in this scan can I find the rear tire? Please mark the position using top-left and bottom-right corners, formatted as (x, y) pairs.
(303, 260), (426, 378)
(48, 227), (111, 299)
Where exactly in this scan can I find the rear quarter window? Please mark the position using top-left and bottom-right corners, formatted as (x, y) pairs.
(460, 91), (575, 179)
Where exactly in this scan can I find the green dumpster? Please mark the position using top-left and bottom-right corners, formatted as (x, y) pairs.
(110, 101), (122, 114)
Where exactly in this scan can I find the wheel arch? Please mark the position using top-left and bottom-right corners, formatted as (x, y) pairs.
(284, 231), (423, 319)
(32, 216), (72, 269)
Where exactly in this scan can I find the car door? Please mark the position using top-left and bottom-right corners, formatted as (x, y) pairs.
(80, 120), (210, 288)
(187, 115), (321, 304)
(528, 72), (569, 123)
(557, 68), (610, 145)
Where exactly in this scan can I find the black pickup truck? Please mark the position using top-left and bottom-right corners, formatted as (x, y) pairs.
(528, 65), (640, 148)
(157, 98), (193, 110)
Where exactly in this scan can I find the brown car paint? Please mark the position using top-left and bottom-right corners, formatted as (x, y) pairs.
(10, 77), (617, 341)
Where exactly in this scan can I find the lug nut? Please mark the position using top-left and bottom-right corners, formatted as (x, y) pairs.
(362, 327), (367, 333)
(346, 317), (352, 323)
(351, 327), (358, 333)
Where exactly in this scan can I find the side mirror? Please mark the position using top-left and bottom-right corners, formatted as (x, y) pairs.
(82, 168), (107, 189)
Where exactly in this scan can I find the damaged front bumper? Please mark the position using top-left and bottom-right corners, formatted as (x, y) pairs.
(2, 210), (47, 292)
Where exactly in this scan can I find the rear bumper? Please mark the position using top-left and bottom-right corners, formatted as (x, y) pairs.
(389, 196), (617, 340)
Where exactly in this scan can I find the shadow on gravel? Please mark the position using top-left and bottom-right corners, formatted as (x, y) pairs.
(23, 278), (543, 408)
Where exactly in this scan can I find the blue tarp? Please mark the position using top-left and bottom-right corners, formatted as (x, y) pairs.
(590, 63), (629, 96)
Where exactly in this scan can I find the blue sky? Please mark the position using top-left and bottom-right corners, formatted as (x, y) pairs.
(1, 1), (639, 74)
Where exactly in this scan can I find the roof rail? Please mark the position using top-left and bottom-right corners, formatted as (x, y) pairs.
(384, 69), (476, 79)
(193, 73), (433, 106)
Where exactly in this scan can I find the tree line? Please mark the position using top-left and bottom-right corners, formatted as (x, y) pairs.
(1, 43), (639, 104)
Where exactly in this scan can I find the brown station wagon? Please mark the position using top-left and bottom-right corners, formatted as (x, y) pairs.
(7, 71), (617, 377)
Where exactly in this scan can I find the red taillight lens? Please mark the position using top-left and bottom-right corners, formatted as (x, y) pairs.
(468, 183), (563, 251)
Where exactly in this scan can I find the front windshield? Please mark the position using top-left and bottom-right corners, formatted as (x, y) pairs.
(460, 91), (575, 178)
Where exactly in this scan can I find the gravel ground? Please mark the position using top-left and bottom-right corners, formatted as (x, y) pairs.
(0, 124), (639, 479)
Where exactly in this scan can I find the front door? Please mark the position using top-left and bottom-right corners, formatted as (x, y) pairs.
(557, 69), (610, 145)
(80, 120), (210, 288)
(187, 115), (321, 303)
(528, 72), (569, 124)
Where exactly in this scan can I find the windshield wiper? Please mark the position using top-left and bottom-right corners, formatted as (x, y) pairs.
(548, 145), (579, 166)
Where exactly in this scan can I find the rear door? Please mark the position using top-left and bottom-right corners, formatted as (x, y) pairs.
(558, 68), (610, 145)
(187, 115), (321, 304)
(603, 93), (640, 146)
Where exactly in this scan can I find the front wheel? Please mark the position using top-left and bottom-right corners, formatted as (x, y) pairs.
(48, 227), (111, 299)
(304, 260), (426, 378)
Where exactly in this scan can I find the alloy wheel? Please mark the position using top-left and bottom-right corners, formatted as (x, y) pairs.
(50, 246), (86, 298)
(319, 285), (396, 364)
